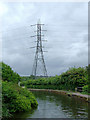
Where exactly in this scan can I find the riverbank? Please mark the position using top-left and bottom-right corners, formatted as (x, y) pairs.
(1, 63), (38, 119)
(29, 88), (90, 102)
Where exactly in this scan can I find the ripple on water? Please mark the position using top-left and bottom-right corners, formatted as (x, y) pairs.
(13, 91), (89, 119)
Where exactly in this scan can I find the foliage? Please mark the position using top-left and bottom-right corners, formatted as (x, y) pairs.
(21, 66), (88, 91)
(87, 64), (90, 93)
(1, 62), (38, 118)
(82, 85), (88, 93)
(2, 81), (38, 118)
(2, 62), (21, 83)
(21, 75), (35, 81)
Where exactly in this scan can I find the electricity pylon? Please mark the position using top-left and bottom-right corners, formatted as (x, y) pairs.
(31, 20), (48, 77)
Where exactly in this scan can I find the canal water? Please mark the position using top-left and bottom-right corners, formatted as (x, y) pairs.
(13, 91), (89, 119)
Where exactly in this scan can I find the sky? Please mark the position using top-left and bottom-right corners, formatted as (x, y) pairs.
(0, 2), (88, 76)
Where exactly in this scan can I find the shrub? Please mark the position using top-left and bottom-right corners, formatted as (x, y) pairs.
(82, 85), (88, 93)
(2, 62), (21, 83)
(2, 81), (38, 117)
(21, 66), (88, 92)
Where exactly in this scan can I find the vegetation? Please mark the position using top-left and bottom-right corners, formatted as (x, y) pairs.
(82, 85), (88, 94)
(21, 66), (89, 94)
(21, 75), (35, 81)
(2, 62), (21, 83)
(0, 62), (38, 118)
(2, 81), (38, 118)
(0, 62), (90, 118)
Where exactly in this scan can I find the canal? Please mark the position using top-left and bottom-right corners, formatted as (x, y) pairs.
(13, 91), (89, 119)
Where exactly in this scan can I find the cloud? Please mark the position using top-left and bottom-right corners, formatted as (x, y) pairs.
(0, 2), (8, 17)
(1, 2), (88, 76)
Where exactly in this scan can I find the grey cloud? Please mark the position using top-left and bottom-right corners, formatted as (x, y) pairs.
(1, 2), (88, 76)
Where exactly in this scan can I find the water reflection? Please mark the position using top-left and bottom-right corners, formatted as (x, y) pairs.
(13, 91), (89, 119)
(31, 91), (88, 119)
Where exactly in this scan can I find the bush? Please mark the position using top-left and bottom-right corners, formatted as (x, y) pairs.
(82, 85), (88, 93)
(21, 66), (88, 91)
(2, 81), (38, 118)
(2, 62), (21, 83)
(0, 62), (38, 118)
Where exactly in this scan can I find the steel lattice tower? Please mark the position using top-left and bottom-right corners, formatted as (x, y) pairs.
(31, 20), (48, 77)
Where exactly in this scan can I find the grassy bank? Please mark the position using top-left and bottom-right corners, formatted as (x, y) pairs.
(21, 66), (89, 94)
(0, 62), (38, 119)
